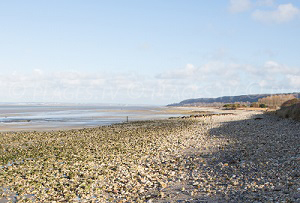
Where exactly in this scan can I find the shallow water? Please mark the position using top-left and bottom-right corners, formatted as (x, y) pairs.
(0, 104), (183, 131)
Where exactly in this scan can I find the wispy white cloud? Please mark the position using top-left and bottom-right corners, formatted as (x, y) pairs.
(228, 1), (300, 24)
(244, 60), (300, 89)
(287, 75), (300, 88)
(229, 0), (253, 13)
(1, 60), (299, 104)
(263, 61), (300, 75)
(256, 0), (274, 7)
(158, 60), (300, 94)
(157, 62), (242, 81)
(156, 64), (198, 79)
(252, 3), (300, 23)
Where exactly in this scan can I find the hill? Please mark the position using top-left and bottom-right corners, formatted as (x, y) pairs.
(168, 92), (300, 106)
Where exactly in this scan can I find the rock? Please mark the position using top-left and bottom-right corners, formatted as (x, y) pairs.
(294, 193), (300, 199)
(232, 181), (239, 186)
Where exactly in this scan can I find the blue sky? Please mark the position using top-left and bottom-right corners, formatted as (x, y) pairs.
(0, 0), (300, 104)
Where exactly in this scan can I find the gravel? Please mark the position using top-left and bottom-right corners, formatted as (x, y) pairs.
(0, 110), (299, 202)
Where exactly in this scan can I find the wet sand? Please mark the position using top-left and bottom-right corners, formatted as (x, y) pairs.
(0, 106), (217, 132)
(0, 109), (299, 202)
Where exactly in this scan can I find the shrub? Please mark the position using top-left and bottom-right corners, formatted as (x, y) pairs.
(259, 103), (267, 108)
(281, 98), (300, 108)
(251, 102), (259, 108)
(223, 104), (231, 108)
(258, 94), (296, 108)
(223, 103), (241, 109)
(276, 103), (300, 121)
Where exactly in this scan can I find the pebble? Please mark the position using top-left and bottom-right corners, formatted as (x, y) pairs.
(0, 110), (299, 202)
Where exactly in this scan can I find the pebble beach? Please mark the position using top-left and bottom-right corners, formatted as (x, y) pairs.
(1, 110), (299, 202)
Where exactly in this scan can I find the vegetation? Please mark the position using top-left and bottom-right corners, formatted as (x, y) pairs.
(223, 103), (247, 109)
(258, 94), (295, 108)
(168, 92), (300, 107)
(259, 103), (267, 108)
(250, 94), (296, 109)
(250, 102), (264, 108)
(271, 98), (300, 121)
(281, 98), (300, 108)
(275, 103), (300, 121)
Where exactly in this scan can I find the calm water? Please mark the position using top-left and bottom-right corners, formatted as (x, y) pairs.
(0, 104), (182, 131)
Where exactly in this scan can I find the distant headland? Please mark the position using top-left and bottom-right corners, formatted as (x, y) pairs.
(168, 92), (300, 107)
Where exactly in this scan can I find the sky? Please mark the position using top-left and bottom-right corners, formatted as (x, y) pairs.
(0, 0), (300, 105)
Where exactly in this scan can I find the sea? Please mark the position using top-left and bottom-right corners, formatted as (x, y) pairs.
(0, 104), (183, 131)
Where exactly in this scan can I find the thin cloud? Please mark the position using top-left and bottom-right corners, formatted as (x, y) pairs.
(264, 61), (300, 75)
(1, 61), (299, 104)
(252, 3), (300, 23)
(156, 64), (197, 79)
(229, 0), (253, 13)
(228, 1), (299, 24)
(287, 75), (300, 88)
(256, 0), (274, 7)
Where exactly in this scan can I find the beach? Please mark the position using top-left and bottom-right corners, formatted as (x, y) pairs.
(1, 109), (299, 202)
(0, 105), (195, 132)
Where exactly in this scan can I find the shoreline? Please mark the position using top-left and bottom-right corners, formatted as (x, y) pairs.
(1, 110), (299, 202)
(0, 106), (223, 132)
